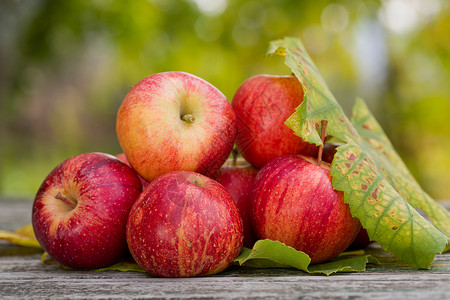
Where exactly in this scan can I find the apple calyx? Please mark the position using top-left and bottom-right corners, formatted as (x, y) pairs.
(55, 192), (77, 209)
(317, 119), (328, 166)
(181, 114), (196, 124)
(192, 180), (202, 187)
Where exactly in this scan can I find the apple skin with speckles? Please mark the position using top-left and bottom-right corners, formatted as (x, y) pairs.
(126, 171), (243, 278)
(250, 154), (360, 264)
(212, 157), (258, 248)
(232, 74), (318, 169)
(32, 152), (143, 269)
(116, 71), (236, 182)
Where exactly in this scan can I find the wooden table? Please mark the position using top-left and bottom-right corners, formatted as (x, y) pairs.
(1, 197), (450, 299)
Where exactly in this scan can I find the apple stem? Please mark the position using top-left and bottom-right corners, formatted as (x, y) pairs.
(181, 114), (196, 124)
(232, 148), (238, 166)
(317, 119), (328, 165)
(55, 192), (77, 208)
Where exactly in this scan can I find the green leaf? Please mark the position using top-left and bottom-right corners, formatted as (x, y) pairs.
(0, 224), (42, 249)
(350, 98), (450, 252)
(267, 37), (358, 147)
(94, 260), (146, 273)
(267, 37), (449, 269)
(39, 252), (146, 272)
(234, 239), (378, 275)
(308, 255), (379, 276)
(234, 239), (310, 271)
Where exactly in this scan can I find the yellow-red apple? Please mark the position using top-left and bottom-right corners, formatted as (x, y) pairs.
(116, 71), (236, 182)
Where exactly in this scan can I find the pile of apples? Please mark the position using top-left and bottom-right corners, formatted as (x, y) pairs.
(32, 71), (368, 278)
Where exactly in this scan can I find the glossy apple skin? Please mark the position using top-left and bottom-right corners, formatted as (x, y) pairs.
(213, 157), (258, 248)
(32, 152), (143, 269)
(127, 171), (243, 278)
(115, 153), (149, 188)
(116, 71), (236, 182)
(232, 75), (318, 169)
(251, 155), (360, 264)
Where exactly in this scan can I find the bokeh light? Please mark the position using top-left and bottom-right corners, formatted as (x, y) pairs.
(0, 0), (449, 200)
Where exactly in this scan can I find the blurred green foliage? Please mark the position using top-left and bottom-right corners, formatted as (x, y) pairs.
(0, 0), (449, 199)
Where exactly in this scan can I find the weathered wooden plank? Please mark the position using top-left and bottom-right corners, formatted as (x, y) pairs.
(1, 198), (449, 299)
(1, 251), (450, 299)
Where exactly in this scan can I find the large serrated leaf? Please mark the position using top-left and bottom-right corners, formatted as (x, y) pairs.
(351, 98), (450, 248)
(267, 37), (449, 269)
(332, 142), (448, 268)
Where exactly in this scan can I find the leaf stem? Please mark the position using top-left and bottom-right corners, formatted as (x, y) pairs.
(317, 119), (328, 165)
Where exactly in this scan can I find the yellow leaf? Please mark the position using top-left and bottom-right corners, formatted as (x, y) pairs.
(0, 224), (42, 249)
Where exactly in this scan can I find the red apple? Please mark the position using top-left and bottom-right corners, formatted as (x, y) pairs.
(115, 153), (149, 188)
(213, 157), (258, 248)
(126, 171), (243, 277)
(32, 152), (143, 269)
(251, 154), (360, 264)
(116, 71), (236, 182)
(232, 74), (318, 169)
(347, 228), (372, 250)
